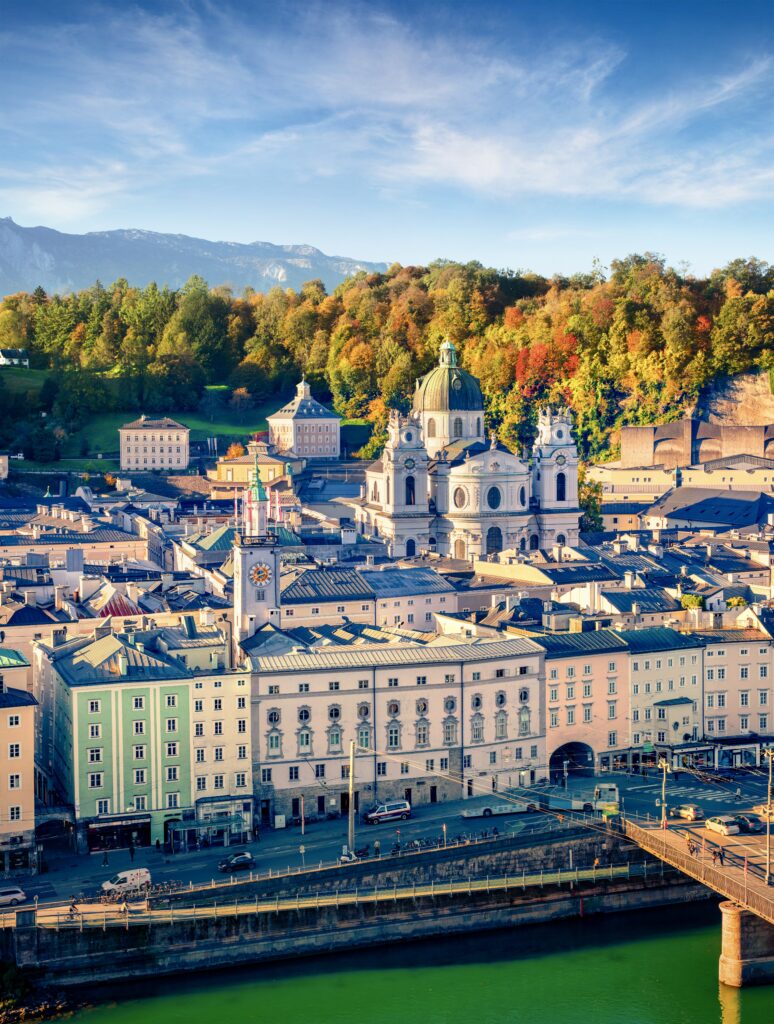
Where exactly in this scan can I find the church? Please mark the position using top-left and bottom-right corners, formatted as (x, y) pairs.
(350, 339), (581, 559)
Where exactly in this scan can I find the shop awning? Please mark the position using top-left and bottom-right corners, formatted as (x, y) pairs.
(87, 816), (151, 830)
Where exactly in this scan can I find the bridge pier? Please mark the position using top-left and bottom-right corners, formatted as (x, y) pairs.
(719, 901), (774, 988)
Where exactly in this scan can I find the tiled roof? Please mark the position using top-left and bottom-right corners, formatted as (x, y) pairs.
(121, 416), (188, 430)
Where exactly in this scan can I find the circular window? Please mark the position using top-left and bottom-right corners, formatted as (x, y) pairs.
(328, 706), (341, 721)
(557, 430), (564, 439)
(453, 487), (466, 509)
(519, 485), (526, 507)
(416, 699), (428, 715)
(298, 708), (310, 723)
(444, 697), (456, 713)
(268, 709), (280, 725)
(388, 701), (400, 716)
(496, 692), (506, 707)
(405, 432), (412, 442)
(472, 694), (482, 710)
(452, 378), (462, 391)
(519, 689), (529, 703)
(487, 486), (501, 510)
(358, 703), (370, 719)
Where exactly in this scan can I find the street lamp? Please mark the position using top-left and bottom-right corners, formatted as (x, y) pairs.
(658, 756), (670, 829)
(765, 749), (773, 886)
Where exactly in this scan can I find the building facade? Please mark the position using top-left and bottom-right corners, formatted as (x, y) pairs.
(0, 661), (36, 873)
(267, 380), (341, 460)
(119, 416), (190, 472)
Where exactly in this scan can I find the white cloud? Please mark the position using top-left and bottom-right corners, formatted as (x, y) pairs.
(0, 2), (772, 224)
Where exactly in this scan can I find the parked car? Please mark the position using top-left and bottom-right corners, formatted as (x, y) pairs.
(363, 800), (411, 825)
(0, 886), (26, 907)
(669, 804), (705, 821)
(752, 803), (774, 821)
(705, 815), (740, 836)
(734, 814), (764, 835)
(101, 868), (151, 893)
(218, 851), (255, 873)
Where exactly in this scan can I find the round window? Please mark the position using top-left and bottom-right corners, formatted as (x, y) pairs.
(487, 486), (501, 510)
(388, 701), (400, 716)
(472, 694), (482, 710)
(557, 430), (564, 439)
(268, 709), (280, 725)
(416, 699), (428, 715)
(519, 689), (529, 703)
(405, 432), (412, 442)
(496, 692), (506, 707)
(444, 697), (456, 713)
(298, 708), (310, 723)
(453, 487), (466, 509)
(328, 706), (341, 721)
(358, 704), (370, 719)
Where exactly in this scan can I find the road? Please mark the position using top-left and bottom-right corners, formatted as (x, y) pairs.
(17, 766), (772, 907)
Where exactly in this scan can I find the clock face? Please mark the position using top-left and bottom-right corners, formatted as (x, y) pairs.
(250, 562), (272, 586)
(405, 457), (416, 469)
(556, 455), (567, 466)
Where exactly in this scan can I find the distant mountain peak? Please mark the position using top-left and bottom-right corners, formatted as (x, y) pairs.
(0, 217), (386, 295)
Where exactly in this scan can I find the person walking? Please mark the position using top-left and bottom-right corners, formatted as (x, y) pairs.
(102, 849), (109, 868)
(129, 842), (135, 863)
(718, 847), (725, 866)
(712, 849), (718, 866)
(374, 839), (381, 859)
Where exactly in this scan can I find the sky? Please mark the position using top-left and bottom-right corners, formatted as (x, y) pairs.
(1, 0), (773, 276)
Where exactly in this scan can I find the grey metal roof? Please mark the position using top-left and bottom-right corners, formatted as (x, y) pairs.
(281, 567), (376, 604)
(251, 636), (542, 673)
(616, 627), (704, 653)
(0, 528), (136, 547)
(360, 567), (455, 598)
(601, 588), (681, 613)
(528, 631), (630, 659)
(653, 697), (694, 706)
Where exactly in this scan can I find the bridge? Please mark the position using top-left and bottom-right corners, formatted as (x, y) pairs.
(624, 818), (774, 987)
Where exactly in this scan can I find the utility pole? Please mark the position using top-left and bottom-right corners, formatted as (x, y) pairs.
(658, 756), (670, 829)
(347, 740), (356, 854)
(765, 748), (773, 886)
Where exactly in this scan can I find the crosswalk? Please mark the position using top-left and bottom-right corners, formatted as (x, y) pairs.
(632, 783), (745, 804)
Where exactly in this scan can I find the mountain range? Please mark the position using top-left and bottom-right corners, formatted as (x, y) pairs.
(0, 217), (387, 295)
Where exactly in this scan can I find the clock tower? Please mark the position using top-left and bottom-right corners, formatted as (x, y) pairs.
(233, 456), (281, 643)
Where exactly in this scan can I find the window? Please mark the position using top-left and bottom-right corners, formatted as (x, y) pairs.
(657, 708), (666, 720)
(550, 688), (558, 702)
(495, 711), (508, 739)
(550, 711), (559, 728)
(88, 772), (103, 789)
(416, 675), (427, 686)
(358, 679), (369, 690)
(214, 722), (223, 735)
(235, 773), (246, 788)
(440, 757), (449, 772)
(717, 693), (726, 708)
(427, 758), (437, 772)
(195, 723), (204, 737)
(583, 706), (592, 723)
(96, 799), (110, 815)
(358, 725), (370, 749)
(289, 766), (299, 781)
(463, 755), (472, 769)
(166, 694), (177, 709)
(133, 720), (145, 736)
(298, 684), (309, 693)
(416, 721), (429, 745)
(238, 745), (247, 760)
(237, 696), (246, 709)
(166, 766), (179, 782)
(195, 699), (203, 713)
(269, 685), (280, 695)
(388, 677), (399, 687)
(8, 774), (20, 790)
(761, 666), (769, 679)
(166, 742), (178, 757)
(741, 691), (749, 706)
(760, 714), (769, 731)
(740, 716), (749, 730)
(89, 724), (101, 738)
(388, 725), (400, 749)
(566, 707), (575, 725)
(166, 793), (179, 809)
(134, 796), (147, 811)
(760, 691), (769, 706)
(261, 768), (272, 783)
(214, 747), (224, 761)
(329, 681), (340, 691)
(298, 730), (311, 753)
(443, 720), (458, 745)
(608, 732), (617, 747)
(133, 696), (145, 710)
(134, 769), (146, 784)
(196, 776), (206, 792)
(7, 744), (19, 759)
(166, 718), (178, 734)
(213, 698), (222, 711)
(583, 683), (592, 698)
(88, 747), (102, 763)
(133, 745), (146, 760)
(89, 700), (101, 714)
(706, 694), (714, 708)
(445, 674), (456, 684)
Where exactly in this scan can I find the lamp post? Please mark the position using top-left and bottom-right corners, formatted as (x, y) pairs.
(765, 748), (773, 886)
(347, 740), (356, 854)
(658, 756), (670, 829)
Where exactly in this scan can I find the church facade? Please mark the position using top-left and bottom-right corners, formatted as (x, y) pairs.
(351, 340), (581, 559)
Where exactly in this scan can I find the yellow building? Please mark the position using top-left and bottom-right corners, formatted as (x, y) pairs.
(207, 441), (304, 499)
(0, 649), (37, 873)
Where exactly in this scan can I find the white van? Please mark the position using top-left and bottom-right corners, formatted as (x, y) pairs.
(101, 868), (151, 893)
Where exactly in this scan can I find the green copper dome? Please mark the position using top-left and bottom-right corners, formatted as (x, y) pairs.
(412, 340), (484, 414)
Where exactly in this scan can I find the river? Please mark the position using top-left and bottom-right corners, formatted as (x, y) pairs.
(70, 904), (771, 1024)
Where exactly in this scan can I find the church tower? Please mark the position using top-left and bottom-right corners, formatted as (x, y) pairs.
(233, 456), (281, 642)
(531, 406), (580, 547)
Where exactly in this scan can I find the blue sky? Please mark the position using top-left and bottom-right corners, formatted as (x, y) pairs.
(1, 0), (773, 276)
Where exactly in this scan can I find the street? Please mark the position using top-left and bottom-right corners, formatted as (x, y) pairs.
(19, 766), (772, 907)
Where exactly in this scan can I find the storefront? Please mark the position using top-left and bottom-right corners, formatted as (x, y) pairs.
(715, 741), (760, 768)
(85, 814), (152, 852)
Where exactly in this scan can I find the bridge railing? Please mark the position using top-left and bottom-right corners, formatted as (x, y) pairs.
(14, 857), (672, 931)
(623, 819), (774, 926)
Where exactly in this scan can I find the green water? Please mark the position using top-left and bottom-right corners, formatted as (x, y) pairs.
(72, 905), (773, 1024)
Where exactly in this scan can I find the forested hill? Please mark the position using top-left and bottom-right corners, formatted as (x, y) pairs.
(0, 255), (772, 461)
(0, 217), (385, 295)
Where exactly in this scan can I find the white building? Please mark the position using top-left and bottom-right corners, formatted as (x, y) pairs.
(350, 340), (581, 559)
(267, 380), (341, 460)
(119, 416), (190, 472)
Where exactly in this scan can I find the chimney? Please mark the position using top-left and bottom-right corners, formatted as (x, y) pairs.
(23, 590), (36, 607)
(631, 601), (641, 617)
(54, 585), (66, 612)
(624, 571), (634, 591)
(117, 651), (129, 676)
(51, 626), (68, 647)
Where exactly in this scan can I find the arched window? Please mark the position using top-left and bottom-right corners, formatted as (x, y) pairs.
(557, 534), (566, 546)
(453, 417), (463, 438)
(454, 538), (466, 560)
(519, 537), (526, 551)
(486, 526), (503, 555)
(495, 711), (508, 740)
(443, 719), (458, 746)
(519, 485), (526, 507)
(427, 418), (436, 438)
(556, 472), (566, 502)
(405, 538), (416, 557)
(405, 475), (415, 506)
(529, 534), (539, 550)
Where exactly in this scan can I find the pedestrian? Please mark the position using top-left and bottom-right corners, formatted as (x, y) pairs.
(374, 839), (381, 858)
(120, 899), (128, 916)
(712, 849), (718, 865)
(129, 843), (135, 863)
(102, 849), (109, 868)
(735, 788), (742, 803)
(155, 838), (161, 853)
(593, 856), (600, 869)
(718, 847), (725, 866)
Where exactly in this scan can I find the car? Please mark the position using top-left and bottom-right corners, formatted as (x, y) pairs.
(752, 803), (774, 822)
(0, 886), (26, 907)
(669, 803), (704, 821)
(218, 851), (255, 873)
(734, 814), (764, 835)
(705, 815), (740, 836)
(363, 800), (411, 825)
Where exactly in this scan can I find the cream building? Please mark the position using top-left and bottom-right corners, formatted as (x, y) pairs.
(119, 416), (190, 472)
(267, 381), (340, 460)
(350, 341), (581, 559)
(0, 652), (37, 872)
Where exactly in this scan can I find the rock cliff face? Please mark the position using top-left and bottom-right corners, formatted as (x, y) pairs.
(0, 217), (386, 295)
(693, 370), (774, 425)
